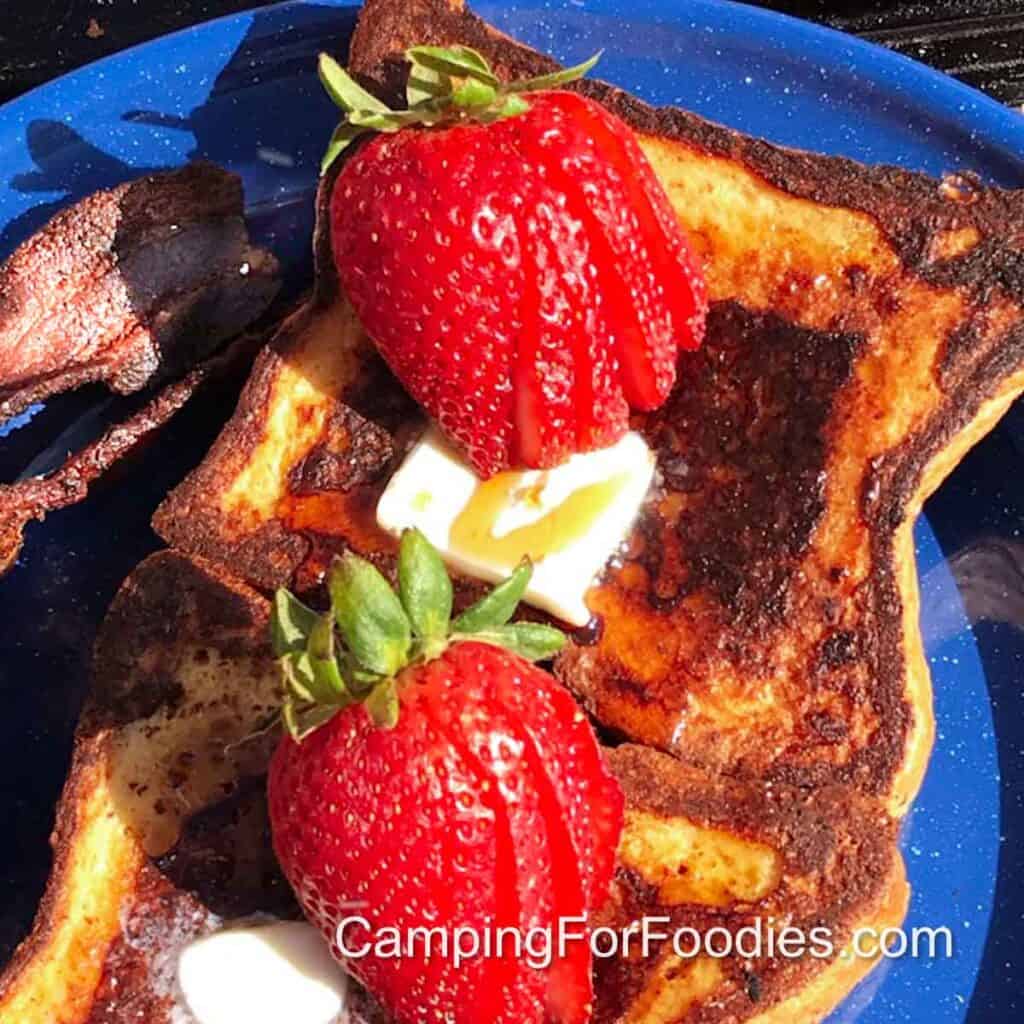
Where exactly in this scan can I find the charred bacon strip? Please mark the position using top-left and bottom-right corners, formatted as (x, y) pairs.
(0, 328), (267, 575)
(0, 161), (280, 419)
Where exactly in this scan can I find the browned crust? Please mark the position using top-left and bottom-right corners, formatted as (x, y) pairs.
(86, 776), (304, 1024)
(0, 734), (136, 1023)
(85, 863), (215, 1024)
(596, 745), (900, 1022)
(86, 550), (272, 729)
(150, 292), (422, 593)
(607, 745), (892, 879)
(0, 161), (281, 419)
(152, 300), (323, 592)
(0, 551), (271, 1023)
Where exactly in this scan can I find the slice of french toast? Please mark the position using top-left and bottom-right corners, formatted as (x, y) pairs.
(0, 552), (279, 1022)
(0, 553), (906, 1023)
(6, 1), (1024, 1021)
(157, 0), (1024, 817)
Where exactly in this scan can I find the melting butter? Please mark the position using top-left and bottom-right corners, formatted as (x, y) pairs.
(177, 920), (347, 1024)
(377, 429), (656, 625)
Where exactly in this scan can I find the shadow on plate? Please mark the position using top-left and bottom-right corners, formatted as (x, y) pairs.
(923, 405), (1024, 1023)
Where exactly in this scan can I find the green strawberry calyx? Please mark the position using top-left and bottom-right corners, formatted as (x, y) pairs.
(270, 528), (565, 740)
(317, 44), (602, 174)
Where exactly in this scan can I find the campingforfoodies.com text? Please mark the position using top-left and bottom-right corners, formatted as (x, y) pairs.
(335, 915), (955, 970)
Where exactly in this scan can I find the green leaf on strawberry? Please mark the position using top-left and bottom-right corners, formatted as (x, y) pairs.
(281, 700), (340, 743)
(451, 77), (498, 108)
(468, 622), (567, 663)
(307, 612), (351, 702)
(271, 588), (319, 656)
(280, 651), (317, 704)
(405, 63), (450, 107)
(316, 44), (601, 172)
(452, 557), (531, 633)
(405, 45), (499, 87)
(364, 678), (400, 729)
(506, 51), (603, 93)
(497, 93), (529, 118)
(318, 52), (390, 114)
(329, 551), (412, 677)
(269, 528), (566, 740)
(397, 528), (452, 645)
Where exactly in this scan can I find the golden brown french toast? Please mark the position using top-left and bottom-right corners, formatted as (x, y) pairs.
(158, 0), (1024, 817)
(7, 1), (1024, 1021)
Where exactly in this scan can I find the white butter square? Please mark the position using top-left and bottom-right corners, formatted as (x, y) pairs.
(376, 429), (656, 625)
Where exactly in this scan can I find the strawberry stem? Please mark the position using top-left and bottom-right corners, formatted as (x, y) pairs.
(317, 46), (602, 174)
(270, 528), (565, 740)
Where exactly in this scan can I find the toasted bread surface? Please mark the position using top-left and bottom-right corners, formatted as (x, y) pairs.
(593, 745), (905, 1023)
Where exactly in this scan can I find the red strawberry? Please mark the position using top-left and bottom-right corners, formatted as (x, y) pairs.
(267, 529), (624, 1024)
(320, 47), (706, 477)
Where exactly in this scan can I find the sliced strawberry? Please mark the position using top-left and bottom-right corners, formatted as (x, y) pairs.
(432, 643), (594, 1024)
(268, 531), (626, 1024)
(333, 127), (522, 475)
(515, 187), (585, 468)
(417, 653), (550, 1023)
(327, 50), (707, 477)
(485, 646), (624, 912)
(565, 92), (707, 354)
(522, 93), (672, 411)
(510, 130), (629, 464)
(484, 701), (595, 1023)
(512, 218), (554, 469)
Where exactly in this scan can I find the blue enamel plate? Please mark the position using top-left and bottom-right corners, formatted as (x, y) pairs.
(0, 2), (1021, 1021)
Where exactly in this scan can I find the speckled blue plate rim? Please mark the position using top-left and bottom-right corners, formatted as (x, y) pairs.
(1, 0), (1023, 164)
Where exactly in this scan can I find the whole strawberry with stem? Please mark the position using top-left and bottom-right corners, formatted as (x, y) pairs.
(320, 46), (706, 477)
(267, 529), (624, 1024)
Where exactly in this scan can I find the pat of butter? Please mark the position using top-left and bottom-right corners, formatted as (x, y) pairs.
(377, 430), (655, 625)
(178, 921), (347, 1024)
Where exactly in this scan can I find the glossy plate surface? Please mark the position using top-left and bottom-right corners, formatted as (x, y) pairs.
(0, 2), (1021, 1021)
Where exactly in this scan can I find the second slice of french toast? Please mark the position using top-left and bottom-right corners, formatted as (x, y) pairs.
(0, 551), (905, 1024)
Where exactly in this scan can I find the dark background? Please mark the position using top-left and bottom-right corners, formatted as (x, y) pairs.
(2, 0), (1024, 106)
